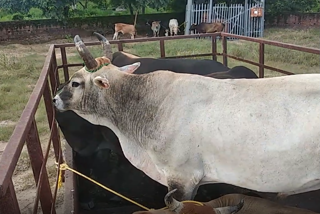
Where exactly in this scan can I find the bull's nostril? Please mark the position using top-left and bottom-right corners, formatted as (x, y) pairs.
(53, 98), (56, 103)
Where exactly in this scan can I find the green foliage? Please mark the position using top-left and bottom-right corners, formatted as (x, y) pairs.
(0, 0), (32, 13)
(266, 0), (320, 20)
(26, 8), (44, 19)
(1, 0), (319, 21)
(12, 13), (24, 20)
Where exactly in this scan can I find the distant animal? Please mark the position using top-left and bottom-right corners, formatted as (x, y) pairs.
(189, 22), (225, 34)
(54, 34), (320, 204)
(133, 192), (318, 214)
(132, 189), (244, 214)
(151, 21), (161, 37)
(169, 19), (179, 36)
(165, 29), (169, 37)
(113, 23), (136, 40)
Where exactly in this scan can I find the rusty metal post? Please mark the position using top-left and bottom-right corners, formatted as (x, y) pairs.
(259, 43), (265, 78)
(43, 79), (62, 164)
(64, 144), (78, 214)
(211, 36), (217, 61)
(222, 36), (228, 67)
(117, 43), (123, 51)
(48, 49), (59, 96)
(0, 180), (21, 214)
(26, 119), (56, 214)
(160, 39), (165, 58)
(60, 47), (69, 82)
(53, 50), (60, 89)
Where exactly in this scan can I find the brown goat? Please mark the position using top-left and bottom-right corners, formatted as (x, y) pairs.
(112, 23), (136, 40)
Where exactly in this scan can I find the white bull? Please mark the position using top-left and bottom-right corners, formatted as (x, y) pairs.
(53, 35), (320, 204)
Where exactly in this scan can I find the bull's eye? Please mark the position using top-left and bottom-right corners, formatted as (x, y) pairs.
(72, 82), (80, 88)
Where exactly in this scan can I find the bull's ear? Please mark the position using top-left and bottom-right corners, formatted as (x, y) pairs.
(93, 76), (110, 89)
(119, 62), (140, 74)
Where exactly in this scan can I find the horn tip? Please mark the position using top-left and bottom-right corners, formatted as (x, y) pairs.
(74, 35), (84, 44)
(93, 32), (107, 42)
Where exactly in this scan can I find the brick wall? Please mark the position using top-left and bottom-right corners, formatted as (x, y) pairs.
(0, 12), (185, 43)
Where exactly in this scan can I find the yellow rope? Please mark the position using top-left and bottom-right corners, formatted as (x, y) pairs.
(57, 162), (204, 211)
(57, 162), (150, 210)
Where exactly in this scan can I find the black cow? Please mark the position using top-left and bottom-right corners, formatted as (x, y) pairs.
(95, 32), (230, 74)
(55, 32), (258, 210)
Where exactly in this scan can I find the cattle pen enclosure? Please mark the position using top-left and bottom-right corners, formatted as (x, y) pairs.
(0, 32), (319, 214)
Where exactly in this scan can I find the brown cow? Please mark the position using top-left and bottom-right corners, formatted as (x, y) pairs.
(189, 22), (225, 34)
(132, 189), (244, 214)
(133, 192), (318, 214)
(113, 23), (136, 40)
(206, 194), (319, 214)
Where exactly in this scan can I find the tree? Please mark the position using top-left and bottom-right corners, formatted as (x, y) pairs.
(265, 0), (319, 20)
(0, 0), (35, 13)
(109, 0), (170, 15)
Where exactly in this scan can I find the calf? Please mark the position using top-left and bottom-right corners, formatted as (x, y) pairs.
(189, 22), (225, 34)
(133, 189), (244, 214)
(169, 19), (179, 36)
(165, 29), (169, 37)
(113, 23), (136, 40)
(151, 21), (161, 37)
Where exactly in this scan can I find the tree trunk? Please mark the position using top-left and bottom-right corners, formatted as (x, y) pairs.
(63, 6), (70, 18)
(128, 3), (134, 15)
(142, 6), (146, 14)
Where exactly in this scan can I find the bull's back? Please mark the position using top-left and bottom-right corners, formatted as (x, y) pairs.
(153, 73), (320, 192)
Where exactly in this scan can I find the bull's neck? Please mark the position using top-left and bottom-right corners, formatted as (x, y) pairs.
(102, 72), (170, 144)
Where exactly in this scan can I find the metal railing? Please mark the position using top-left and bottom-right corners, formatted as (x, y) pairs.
(0, 32), (319, 214)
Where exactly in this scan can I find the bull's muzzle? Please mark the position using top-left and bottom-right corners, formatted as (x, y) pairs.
(52, 95), (65, 112)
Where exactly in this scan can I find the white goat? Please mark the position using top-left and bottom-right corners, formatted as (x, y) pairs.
(169, 19), (179, 36)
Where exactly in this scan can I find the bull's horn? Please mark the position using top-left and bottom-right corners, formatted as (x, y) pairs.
(213, 199), (244, 214)
(164, 189), (183, 212)
(93, 32), (113, 61)
(74, 35), (98, 70)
